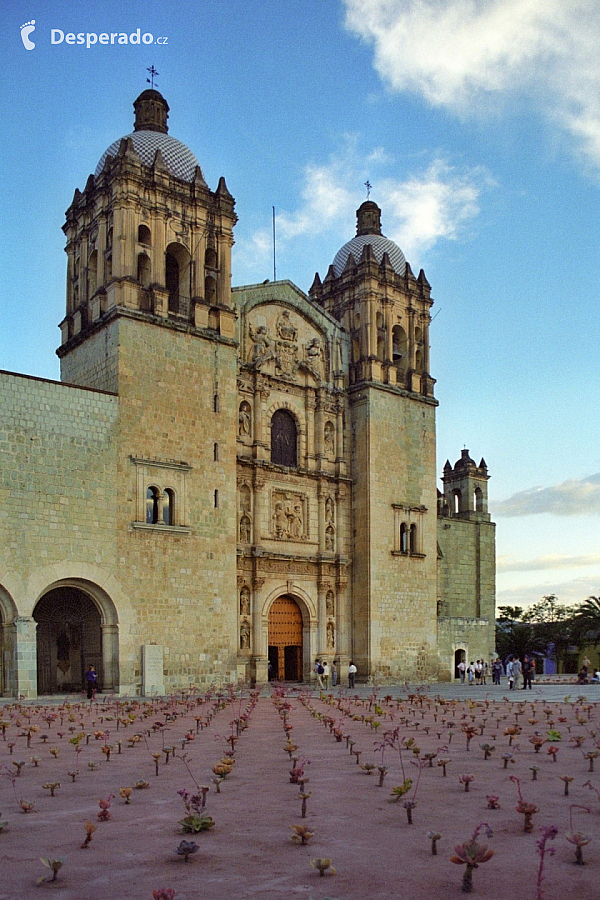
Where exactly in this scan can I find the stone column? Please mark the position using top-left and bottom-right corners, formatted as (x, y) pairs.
(335, 486), (346, 556)
(314, 391), (325, 468)
(317, 580), (328, 656)
(336, 575), (350, 678)
(252, 478), (265, 549)
(251, 577), (268, 683)
(101, 624), (119, 692)
(335, 392), (346, 475)
(14, 617), (37, 699)
(317, 481), (326, 553)
(305, 389), (316, 470)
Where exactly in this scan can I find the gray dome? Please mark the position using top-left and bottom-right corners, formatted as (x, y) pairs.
(95, 131), (200, 182)
(332, 233), (406, 277)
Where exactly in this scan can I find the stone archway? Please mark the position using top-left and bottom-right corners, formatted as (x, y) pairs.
(34, 587), (104, 694)
(268, 595), (303, 682)
(454, 648), (466, 680)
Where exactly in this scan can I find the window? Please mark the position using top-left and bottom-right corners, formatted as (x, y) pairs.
(400, 522), (408, 553)
(474, 487), (483, 512)
(271, 409), (297, 467)
(138, 224), (151, 245)
(214, 489), (219, 508)
(213, 393), (220, 413)
(163, 489), (175, 526)
(213, 443), (219, 461)
(410, 523), (418, 554)
(137, 253), (151, 288)
(146, 486), (159, 524)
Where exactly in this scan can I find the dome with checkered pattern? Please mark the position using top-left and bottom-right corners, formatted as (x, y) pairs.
(95, 90), (202, 184)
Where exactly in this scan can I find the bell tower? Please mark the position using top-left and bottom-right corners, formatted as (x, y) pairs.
(58, 89), (237, 391)
(310, 201), (440, 682)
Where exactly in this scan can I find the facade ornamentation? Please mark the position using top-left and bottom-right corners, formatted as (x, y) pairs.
(271, 491), (307, 541)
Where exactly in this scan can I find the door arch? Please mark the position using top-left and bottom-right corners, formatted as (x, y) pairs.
(34, 587), (103, 694)
(454, 648), (466, 679)
(268, 595), (303, 681)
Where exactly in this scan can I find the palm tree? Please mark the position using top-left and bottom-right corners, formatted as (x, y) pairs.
(574, 596), (600, 645)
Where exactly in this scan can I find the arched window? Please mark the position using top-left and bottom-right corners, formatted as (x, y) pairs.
(138, 224), (151, 245)
(146, 486), (159, 524)
(205, 247), (217, 268)
(400, 522), (408, 553)
(453, 490), (461, 515)
(163, 489), (175, 526)
(205, 275), (217, 305)
(271, 409), (297, 467)
(410, 523), (418, 554)
(165, 242), (191, 315)
(392, 324), (407, 362)
(474, 487), (483, 512)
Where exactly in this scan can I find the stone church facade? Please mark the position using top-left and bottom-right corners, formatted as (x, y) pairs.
(0, 91), (495, 697)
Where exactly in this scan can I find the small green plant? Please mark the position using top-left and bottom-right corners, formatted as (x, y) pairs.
(37, 857), (65, 884)
(80, 820), (97, 849)
(427, 830), (441, 855)
(310, 858), (335, 876)
(175, 840), (198, 863)
(41, 782), (60, 797)
(450, 823), (494, 893)
(179, 812), (215, 834)
(291, 824), (314, 845)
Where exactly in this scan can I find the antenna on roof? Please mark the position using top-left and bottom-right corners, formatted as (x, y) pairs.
(364, 179), (372, 200)
(272, 206), (277, 282)
(146, 65), (159, 89)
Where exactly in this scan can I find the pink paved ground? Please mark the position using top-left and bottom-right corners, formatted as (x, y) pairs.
(0, 687), (598, 899)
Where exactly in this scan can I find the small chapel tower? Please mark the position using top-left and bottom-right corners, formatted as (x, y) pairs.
(441, 450), (490, 520)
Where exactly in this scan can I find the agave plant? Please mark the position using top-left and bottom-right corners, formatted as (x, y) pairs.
(310, 858), (335, 876)
(175, 840), (198, 863)
(38, 857), (65, 884)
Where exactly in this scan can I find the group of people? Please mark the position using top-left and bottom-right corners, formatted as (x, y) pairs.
(313, 658), (357, 689)
(577, 657), (600, 684)
(457, 655), (536, 688)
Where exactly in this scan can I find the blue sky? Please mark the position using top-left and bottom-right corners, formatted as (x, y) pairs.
(2, 0), (599, 609)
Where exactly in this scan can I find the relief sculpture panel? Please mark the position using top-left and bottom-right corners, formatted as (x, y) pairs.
(245, 305), (328, 384)
(271, 490), (308, 541)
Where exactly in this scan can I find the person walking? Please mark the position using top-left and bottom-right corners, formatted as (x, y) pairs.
(492, 658), (503, 685)
(522, 655), (534, 690)
(348, 660), (357, 689)
(85, 664), (98, 700)
(506, 657), (514, 689)
(314, 659), (324, 690)
(322, 660), (330, 690)
(512, 656), (522, 690)
(457, 658), (466, 684)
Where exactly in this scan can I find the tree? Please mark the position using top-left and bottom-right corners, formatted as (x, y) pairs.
(573, 596), (600, 646)
(496, 606), (537, 662)
(523, 595), (580, 674)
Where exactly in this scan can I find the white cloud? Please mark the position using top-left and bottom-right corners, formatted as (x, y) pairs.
(498, 553), (600, 573)
(233, 141), (488, 280)
(343, 0), (600, 169)
(494, 473), (600, 517)
(497, 574), (600, 608)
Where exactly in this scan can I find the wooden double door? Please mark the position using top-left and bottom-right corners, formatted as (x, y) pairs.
(268, 596), (303, 681)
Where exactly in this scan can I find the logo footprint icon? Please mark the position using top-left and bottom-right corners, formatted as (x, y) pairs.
(20, 20), (36, 50)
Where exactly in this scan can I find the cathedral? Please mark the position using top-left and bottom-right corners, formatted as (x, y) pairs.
(0, 90), (495, 697)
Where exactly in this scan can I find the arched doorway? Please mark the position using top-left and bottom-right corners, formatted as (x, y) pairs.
(34, 587), (103, 694)
(268, 596), (303, 681)
(454, 648), (466, 679)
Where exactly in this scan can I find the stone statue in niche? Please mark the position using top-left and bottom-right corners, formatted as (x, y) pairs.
(326, 591), (335, 616)
(325, 525), (335, 551)
(239, 483), (251, 513)
(248, 324), (273, 367)
(238, 401), (251, 437)
(239, 514), (251, 543)
(327, 620), (335, 649)
(240, 619), (251, 650)
(240, 586), (250, 616)
(275, 310), (299, 376)
(289, 502), (303, 538)
(324, 421), (335, 457)
(325, 495), (334, 524)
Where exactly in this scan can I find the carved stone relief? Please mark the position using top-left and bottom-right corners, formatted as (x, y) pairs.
(239, 514), (251, 543)
(324, 421), (335, 457)
(240, 619), (251, 650)
(326, 620), (335, 649)
(271, 491), (307, 541)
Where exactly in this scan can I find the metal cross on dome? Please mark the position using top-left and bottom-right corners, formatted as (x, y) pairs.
(146, 66), (159, 89)
(364, 180), (372, 199)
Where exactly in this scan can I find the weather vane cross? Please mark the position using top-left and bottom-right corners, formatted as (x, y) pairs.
(364, 179), (372, 199)
(146, 66), (159, 89)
